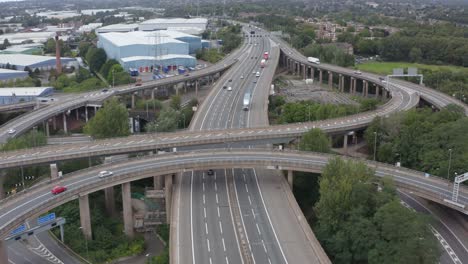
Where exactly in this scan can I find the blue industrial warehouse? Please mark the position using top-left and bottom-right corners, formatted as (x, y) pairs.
(0, 87), (54, 105)
(97, 30), (200, 70)
(0, 69), (29, 82)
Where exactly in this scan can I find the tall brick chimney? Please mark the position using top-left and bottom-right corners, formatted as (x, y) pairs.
(55, 34), (62, 74)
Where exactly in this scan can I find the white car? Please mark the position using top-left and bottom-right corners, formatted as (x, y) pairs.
(240, 75), (244, 79)
(227, 87), (233, 91)
(354, 70), (362, 75)
(256, 72), (260, 77)
(98, 171), (113, 178)
(7, 129), (16, 134)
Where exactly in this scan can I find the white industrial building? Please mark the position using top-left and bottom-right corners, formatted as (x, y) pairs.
(97, 30), (199, 70)
(0, 54), (76, 71)
(0, 32), (57, 44)
(78, 23), (103, 33)
(0, 87), (54, 105)
(139, 18), (208, 35)
(96, 24), (139, 34)
(0, 69), (29, 82)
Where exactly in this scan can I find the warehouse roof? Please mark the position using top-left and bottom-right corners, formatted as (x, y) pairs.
(96, 23), (139, 33)
(0, 87), (53, 97)
(0, 54), (75, 67)
(120, 54), (195, 62)
(98, 31), (188, 47)
(0, 32), (56, 44)
(0, 43), (43, 53)
(140, 18), (208, 25)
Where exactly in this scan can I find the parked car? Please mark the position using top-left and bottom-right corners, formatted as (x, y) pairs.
(98, 171), (113, 178)
(51, 186), (67, 195)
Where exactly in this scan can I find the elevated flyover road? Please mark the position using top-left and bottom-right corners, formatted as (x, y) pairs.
(276, 36), (468, 115)
(0, 83), (417, 170)
(1, 149), (467, 239)
(0, 38), (249, 144)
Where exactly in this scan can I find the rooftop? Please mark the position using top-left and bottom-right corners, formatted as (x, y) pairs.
(0, 54), (75, 67)
(140, 18), (208, 25)
(120, 54), (195, 62)
(98, 31), (193, 47)
(0, 43), (43, 53)
(0, 32), (56, 44)
(0, 87), (53, 97)
(96, 23), (139, 33)
(0, 68), (28, 74)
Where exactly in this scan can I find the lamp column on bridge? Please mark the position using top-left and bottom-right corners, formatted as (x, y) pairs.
(79, 194), (92, 240)
(122, 182), (134, 238)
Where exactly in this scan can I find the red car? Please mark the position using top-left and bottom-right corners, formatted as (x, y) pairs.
(51, 186), (67, 195)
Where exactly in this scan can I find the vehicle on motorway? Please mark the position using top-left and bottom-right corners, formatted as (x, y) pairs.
(98, 170), (113, 178)
(256, 71), (260, 77)
(207, 169), (214, 176)
(102, 89), (109, 92)
(260, 59), (266, 68)
(243, 92), (251, 111)
(228, 79), (232, 82)
(227, 87), (232, 91)
(354, 70), (362, 75)
(253, 80), (257, 84)
(51, 186), (67, 195)
(223, 85), (227, 89)
(307, 57), (320, 64)
(240, 75), (244, 79)
(7, 129), (16, 134)
(184, 73), (190, 76)
(250, 30), (255, 34)
(263, 52), (269, 60)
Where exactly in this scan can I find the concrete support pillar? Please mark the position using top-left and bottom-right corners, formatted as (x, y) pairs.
(319, 70), (323, 84)
(310, 67), (315, 80)
(131, 94), (136, 109)
(349, 77), (354, 93)
(122, 182), (134, 238)
(174, 84), (179, 95)
(154, 175), (163, 190)
(343, 134), (348, 154)
(50, 163), (58, 179)
(104, 187), (116, 217)
(364, 81), (369, 97)
(151, 89), (155, 100)
(353, 78), (357, 95)
(328, 71), (333, 89)
(0, 240), (8, 264)
(165, 174), (173, 223)
(75, 109), (79, 120)
(53, 116), (57, 130)
(287, 170), (293, 189)
(375, 85), (380, 97)
(302, 64), (306, 79)
(79, 194), (92, 240)
(85, 107), (88, 122)
(62, 112), (67, 133)
(339, 74), (343, 92)
(307, 66), (311, 79)
(45, 121), (50, 137)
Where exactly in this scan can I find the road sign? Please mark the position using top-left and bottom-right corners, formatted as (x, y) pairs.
(408, 67), (418, 75)
(37, 213), (56, 225)
(10, 224), (26, 235)
(393, 68), (404, 75)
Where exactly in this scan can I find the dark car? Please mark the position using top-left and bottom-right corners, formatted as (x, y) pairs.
(102, 89), (109, 92)
(207, 169), (214, 176)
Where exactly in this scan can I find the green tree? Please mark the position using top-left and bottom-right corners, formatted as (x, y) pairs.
(84, 98), (129, 138)
(100, 59), (120, 79)
(299, 128), (331, 153)
(409, 47), (423, 63)
(146, 108), (180, 132)
(369, 200), (440, 264)
(86, 48), (107, 72)
(170, 95), (181, 110)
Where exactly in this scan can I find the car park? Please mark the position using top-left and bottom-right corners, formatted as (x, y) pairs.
(51, 186), (67, 195)
(98, 171), (113, 178)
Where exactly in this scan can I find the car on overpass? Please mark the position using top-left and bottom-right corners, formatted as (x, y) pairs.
(51, 186), (67, 195)
(98, 171), (113, 178)
(7, 129), (16, 134)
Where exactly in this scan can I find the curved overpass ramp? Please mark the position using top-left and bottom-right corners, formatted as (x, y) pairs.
(1, 149), (467, 241)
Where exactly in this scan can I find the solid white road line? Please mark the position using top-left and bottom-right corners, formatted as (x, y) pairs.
(190, 171), (196, 264)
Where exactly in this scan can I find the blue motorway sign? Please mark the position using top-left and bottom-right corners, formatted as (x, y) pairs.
(37, 213), (56, 226)
(10, 224), (26, 235)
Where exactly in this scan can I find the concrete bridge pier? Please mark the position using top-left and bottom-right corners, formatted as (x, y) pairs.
(62, 112), (67, 133)
(287, 170), (294, 190)
(363, 81), (369, 97)
(154, 175), (164, 190)
(122, 182), (134, 238)
(44, 120), (50, 137)
(343, 134), (348, 154)
(85, 107), (88, 122)
(339, 74), (344, 92)
(375, 85), (380, 98)
(53, 116), (57, 130)
(50, 163), (58, 179)
(165, 174), (173, 224)
(328, 71), (333, 89)
(103, 157), (117, 217)
(319, 70), (323, 84)
(79, 194), (92, 240)
(0, 241), (8, 264)
(302, 64), (306, 79)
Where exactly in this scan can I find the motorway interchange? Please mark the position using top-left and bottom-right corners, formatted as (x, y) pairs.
(0, 25), (468, 264)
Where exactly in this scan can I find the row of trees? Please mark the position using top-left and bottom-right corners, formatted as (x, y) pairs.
(268, 96), (379, 124)
(364, 105), (468, 180)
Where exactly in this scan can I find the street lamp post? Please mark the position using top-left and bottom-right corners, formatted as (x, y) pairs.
(447, 148), (453, 181)
(373, 131), (377, 161)
(78, 227), (89, 260)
